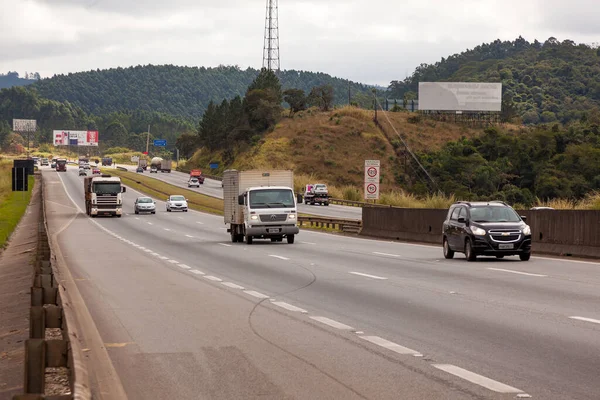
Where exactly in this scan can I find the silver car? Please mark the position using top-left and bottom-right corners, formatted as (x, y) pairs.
(166, 195), (188, 212)
(134, 197), (156, 214)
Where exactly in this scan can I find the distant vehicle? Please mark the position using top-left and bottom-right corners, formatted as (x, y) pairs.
(150, 166), (158, 173)
(134, 196), (156, 214)
(56, 159), (67, 172)
(84, 174), (126, 217)
(188, 177), (200, 188)
(442, 201), (531, 261)
(138, 159), (148, 170)
(166, 195), (188, 212)
(92, 168), (101, 174)
(83, 163), (91, 169)
(41, 158), (49, 166)
(136, 166), (144, 173)
(32, 157), (39, 165)
(189, 169), (205, 184)
(223, 169), (298, 244)
(101, 157), (113, 166)
(50, 161), (56, 169)
(304, 183), (329, 206)
(530, 206), (554, 210)
(79, 168), (86, 176)
(150, 157), (171, 173)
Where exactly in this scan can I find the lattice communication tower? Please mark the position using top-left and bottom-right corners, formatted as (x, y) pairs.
(262, 0), (280, 71)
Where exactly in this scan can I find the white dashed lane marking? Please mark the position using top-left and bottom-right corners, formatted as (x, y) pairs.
(309, 316), (353, 330)
(178, 264), (191, 269)
(190, 269), (204, 275)
(487, 268), (547, 277)
(185, 235), (194, 238)
(244, 290), (270, 299)
(204, 276), (222, 282)
(221, 282), (245, 290)
(373, 251), (401, 258)
(349, 272), (387, 280)
(359, 335), (422, 356)
(432, 364), (525, 394)
(219, 243), (232, 247)
(569, 316), (600, 325)
(269, 255), (290, 260)
(271, 301), (308, 313)
(168, 260), (180, 264)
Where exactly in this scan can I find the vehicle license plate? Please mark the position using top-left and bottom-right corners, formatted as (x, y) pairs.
(498, 243), (514, 249)
(268, 228), (280, 233)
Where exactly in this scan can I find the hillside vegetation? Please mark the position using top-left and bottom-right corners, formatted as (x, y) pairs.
(388, 37), (600, 124)
(31, 65), (374, 120)
(0, 72), (38, 89)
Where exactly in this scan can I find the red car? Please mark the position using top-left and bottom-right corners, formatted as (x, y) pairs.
(92, 168), (101, 174)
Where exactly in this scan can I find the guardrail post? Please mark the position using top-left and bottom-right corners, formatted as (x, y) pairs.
(30, 307), (45, 339)
(24, 339), (46, 394)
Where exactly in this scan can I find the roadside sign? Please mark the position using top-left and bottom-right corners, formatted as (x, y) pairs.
(131, 156), (140, 162)
(364, 159), (380, 200)
(153, 139), (167, 147)
(209, 162), (219, 169)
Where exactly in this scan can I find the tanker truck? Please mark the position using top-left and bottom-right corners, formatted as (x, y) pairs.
(150, 157), (171, 173)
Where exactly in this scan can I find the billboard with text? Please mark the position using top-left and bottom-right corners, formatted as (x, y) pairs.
(418, 82), (502, 112)
(53, 130), (98, 146)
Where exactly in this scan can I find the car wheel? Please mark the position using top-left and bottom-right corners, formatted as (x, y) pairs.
(287, 234), (295, 244)
(167, 208), (171, 212)
(465, 238), (477, 261)
(496, 255), (504, 259)
(184, 209), (188, 212)
(135, 210), (139, 214)
(519, 252), (531, 261)
(246, 235), (253, 245)
(151, 211), (155, 214)
(443, 237), (454, 259)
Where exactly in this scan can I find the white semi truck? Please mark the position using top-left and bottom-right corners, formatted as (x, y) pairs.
(223, 169), (299, 244)
(84, 174), (127, 217)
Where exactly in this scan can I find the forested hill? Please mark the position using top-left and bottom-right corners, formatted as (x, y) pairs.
(31, 65), (374, 120)
(388, 37), (600, 124)
(0, 72), (38, 89)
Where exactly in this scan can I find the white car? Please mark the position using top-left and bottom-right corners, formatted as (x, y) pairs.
(166, 195), (188, 212)
(188, 178), (200, 188)
(134, 197), (156, 214)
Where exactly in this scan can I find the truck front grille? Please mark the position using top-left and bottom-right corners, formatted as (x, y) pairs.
(259, 214), (287, 222)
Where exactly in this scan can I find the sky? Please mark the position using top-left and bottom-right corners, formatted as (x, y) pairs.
(1, 0), (599, 86)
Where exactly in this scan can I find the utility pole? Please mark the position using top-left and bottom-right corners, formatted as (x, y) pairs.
(348, 80), (351, 105)
(145, 124), (150, 155)
(372, 89), (378, 122)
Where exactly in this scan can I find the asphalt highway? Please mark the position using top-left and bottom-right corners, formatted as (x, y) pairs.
(43, 166), (600, 399)
(116, 164), (364, 220)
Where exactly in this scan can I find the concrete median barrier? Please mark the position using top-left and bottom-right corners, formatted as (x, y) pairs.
(361, 207), (600, 259)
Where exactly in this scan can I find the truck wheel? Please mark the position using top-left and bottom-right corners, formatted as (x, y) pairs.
(324, 202), (329, 206)
(287, 234), (295, 244)
(117, 215), (122, 218)
(246, 235), (253, 245)
(231, 233), (238, 243)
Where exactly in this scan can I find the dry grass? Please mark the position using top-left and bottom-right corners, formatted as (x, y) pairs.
(534, 192), (600, 210)
(0, 160), (35, 248)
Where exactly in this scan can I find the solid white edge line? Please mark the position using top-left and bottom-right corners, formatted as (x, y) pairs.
(269, 255), (290, 260)
(204, 275), (222, 282)
(309, 316), (353, 330)
(487, 268), (547, 277)
(349, 272), (388, 280)
(218, 243), (232, 247)
(569, 316), (600, 325)
(432, 364), (524, 394)
(271, 301), (308, 313)
(359, 335), (421, 356)
(243, 290), (270, 299)
(189, 269), (204, 275)
(221, 282), (245, 290)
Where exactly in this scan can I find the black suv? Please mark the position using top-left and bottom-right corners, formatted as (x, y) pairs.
(442, 201), (531, 261)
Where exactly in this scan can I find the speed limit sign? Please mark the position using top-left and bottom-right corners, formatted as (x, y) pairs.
(364, 160), (380, 200)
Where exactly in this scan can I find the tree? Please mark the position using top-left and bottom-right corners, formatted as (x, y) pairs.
(244, 89), (281, 133)
(308, 84), (334, 111)
(246, 68), (283, 104)
(283, 89), (307, 115)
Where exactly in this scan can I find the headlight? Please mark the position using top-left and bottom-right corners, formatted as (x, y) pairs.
(471, 226), (486, 236)
(288, 214), (296, 220)
(250, 215), (258, 220)
(522, 225), (531, 235)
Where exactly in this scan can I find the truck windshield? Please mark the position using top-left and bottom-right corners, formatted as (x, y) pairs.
(93, 183), (121, 195)
(249, 189), (294, 208)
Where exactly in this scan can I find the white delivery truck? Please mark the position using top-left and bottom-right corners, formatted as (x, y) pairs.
(223, 169), (299, 244)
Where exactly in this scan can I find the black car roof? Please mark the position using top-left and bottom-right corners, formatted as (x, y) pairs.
(452, 201), (509, 207)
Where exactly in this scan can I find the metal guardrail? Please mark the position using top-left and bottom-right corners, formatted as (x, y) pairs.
(328, 198), (393, 208)
(13, 178), (90, 399)
(298, 216), (361, 233)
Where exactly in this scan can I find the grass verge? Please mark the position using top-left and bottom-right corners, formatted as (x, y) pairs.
(0, 162), (35, 248)
(104, 168), (224, 215)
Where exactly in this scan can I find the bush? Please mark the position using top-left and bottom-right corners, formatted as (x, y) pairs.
(342, 186), (362, 201)
(104, 146), (132, 154)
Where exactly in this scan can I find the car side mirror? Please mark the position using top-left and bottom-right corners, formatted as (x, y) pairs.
(153, 201), (156, 204)
(457, 217), (466, 223)
(238, 195), (244, 205)
(521, 215), (527, 222)
(122, 187), (126, 193)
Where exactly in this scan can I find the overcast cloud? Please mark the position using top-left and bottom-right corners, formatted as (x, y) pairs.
(1, 0), (598, 86)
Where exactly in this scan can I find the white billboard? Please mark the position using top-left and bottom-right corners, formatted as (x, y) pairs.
(13, 119), (37, 132)
(53, 130), (99, 146)
(418, 82), (502, 112)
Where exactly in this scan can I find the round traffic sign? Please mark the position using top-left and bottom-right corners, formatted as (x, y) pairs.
(366, 183), (377, 194)
(367, 167), (378, 178)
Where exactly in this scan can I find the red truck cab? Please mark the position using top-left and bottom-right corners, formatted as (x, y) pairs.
(189, 169), (205, 184)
